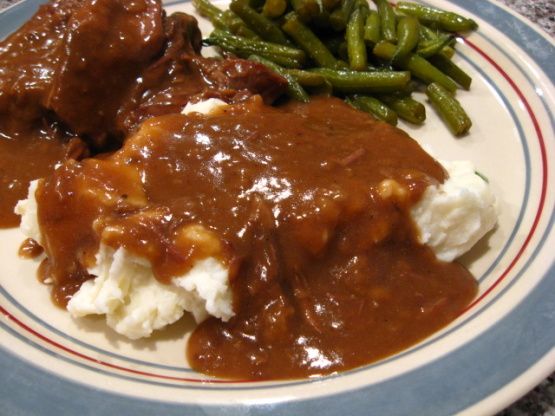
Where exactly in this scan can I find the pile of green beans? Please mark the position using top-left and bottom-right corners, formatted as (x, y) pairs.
(196, 0), (477, 136)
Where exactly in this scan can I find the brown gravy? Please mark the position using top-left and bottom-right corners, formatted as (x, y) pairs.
(18, 238), (44, 259)
(34, 96), (477, 379)
(0, 135), (68, 227)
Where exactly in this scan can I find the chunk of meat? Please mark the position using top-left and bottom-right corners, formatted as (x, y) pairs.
(0, 0), (164, 146)
(45, 0), (165, 146)
(117, 13), (288, 135)
(0, 0), (81, 135)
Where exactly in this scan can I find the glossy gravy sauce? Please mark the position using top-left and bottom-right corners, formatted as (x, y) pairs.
(0, 135), (68, 227)
(34, 96), (477, 379)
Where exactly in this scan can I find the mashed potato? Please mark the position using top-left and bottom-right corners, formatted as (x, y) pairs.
(16, 181), (233, 339)
(15, 100), (497, 339)
(410, 160), (497, 262)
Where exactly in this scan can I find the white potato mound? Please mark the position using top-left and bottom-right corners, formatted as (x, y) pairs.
(16, 180), (233, 340)
(410, 160), (497, 262)
(14, 179), (42, 245)
(68, 245), (232, 339)
(181, 97), (228, 115)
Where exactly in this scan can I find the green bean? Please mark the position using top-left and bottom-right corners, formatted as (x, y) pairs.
(397, 2), (478, 32)
(417, 35), (453, 58)
(206, 29), (306, 68)
(392, 16), (420, 64)
(220, 10), (259, 38)
(309, 68), (411, 93)
(329, 0), (355, 31)
(230, 0), (292, 45)
(193, 0), (257, 37)
(363, 10), (381, 46)
(322, 0), (341, 11)
(419, 24), (441, 40)
(426, 82), (471, 135)
(440, 45), (455, 59)
(311, 0), (332, 28)
(347, 95), (398, 125)
(346, 6), (368, 71)
(249, 54), (310, 102)
(379, 94), (426, 124)
(282, 12), (341, 69)
(373, 0), (396, 42)
(309, 79), (334, 96)
(419, 25), (457, 56)
(336, 59), (350, 70)
(429, 53), (472, 90)
(285, 69), (326, 86)
(193, 0), (224, 23)
(290, 0), (320, 21)
(373, 40), (457, 92)
(262, 0), (287, 18)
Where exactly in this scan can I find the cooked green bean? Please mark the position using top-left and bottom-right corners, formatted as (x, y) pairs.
(262, 0), (287, 18)
(249, 54), (310, 102)
(426, 82), (471, 135)
(230, 0), (292, 45)
(310, 68), (411, 93)
(311, 0), (332, 28)
(418, 25), (456, 56)
(347, 95), (398, 124)
(373, 0), (396, 42)
(379, 94), (426, 124)
(198, 0), (478, 136)
(309, 79), (334, 96)
(440, 45), (455, 59)
(290, 0), (320, 21)
(329, 0), (355, 31)
(206, 29), (306, 68)
(419, 24), (448, 41)
(363, 10), (381, 46)
(322, 0), (341, 11)
(346, 6), (368, 71)
(193, 0), (257, 37)
(193, 0), (224, 23)
(429, 53), (472, 90)
(392, 16), (420, 64)
(282, 12), (341, 68)
(373, 40), (457, 92)
(417, 35), (453, 58)
(220, 10), (259, 38)
(397, 2), (478, 32)
(285, 69), (327, 86)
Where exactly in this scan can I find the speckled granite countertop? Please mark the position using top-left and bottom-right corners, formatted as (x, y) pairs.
(0, 0), (553, 414)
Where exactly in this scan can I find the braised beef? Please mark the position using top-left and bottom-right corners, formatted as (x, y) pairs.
(116, 13), (287, 135)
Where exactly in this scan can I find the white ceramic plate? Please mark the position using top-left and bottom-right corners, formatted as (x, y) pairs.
(1, 0), (554, 414)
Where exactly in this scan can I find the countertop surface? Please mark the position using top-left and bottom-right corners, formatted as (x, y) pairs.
(0, 0), (553, 414)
